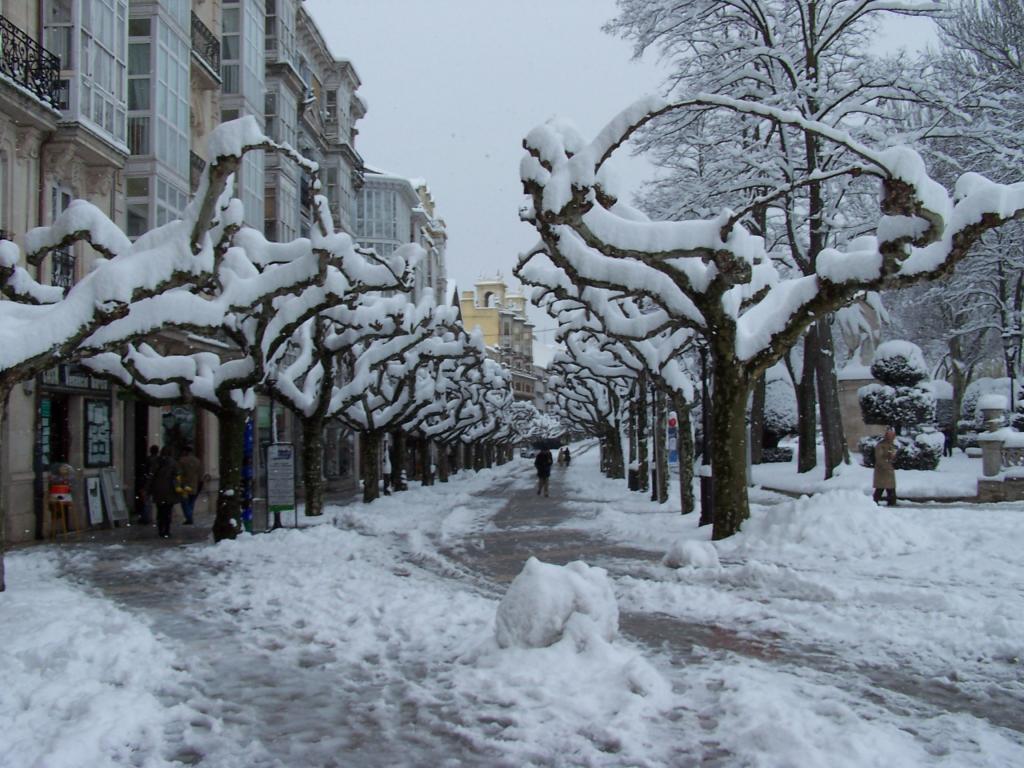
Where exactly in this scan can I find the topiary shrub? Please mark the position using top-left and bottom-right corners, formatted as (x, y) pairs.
(761, 447), (794, 463)
(858, 340), (941, 471)
(859, 433), (942, 471)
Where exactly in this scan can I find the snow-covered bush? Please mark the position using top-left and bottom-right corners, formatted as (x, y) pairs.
(495, 557), (618, 649)
(761, 446), (794, 463)
(859, 433), (943, 471)
(870, 341), (930, 386)
(858, 383), (935, 427)
(762, 372), (796, 449)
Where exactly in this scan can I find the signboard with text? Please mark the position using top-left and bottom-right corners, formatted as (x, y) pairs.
(266, 443), (296, 522)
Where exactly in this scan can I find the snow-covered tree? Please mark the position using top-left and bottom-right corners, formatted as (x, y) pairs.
(0, 118), (297, 589)
(517, 95), (1024, 539)
(605, 0), (949, 480)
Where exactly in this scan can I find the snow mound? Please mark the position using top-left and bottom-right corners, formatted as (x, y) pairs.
(728, 490), (936, 561)
(663, 539), (721, 569)
(978, 393), (1008, 411)
(495, 557), (618, 649)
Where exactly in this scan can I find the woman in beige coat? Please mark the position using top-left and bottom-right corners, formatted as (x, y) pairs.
(873, 428), (897, 506)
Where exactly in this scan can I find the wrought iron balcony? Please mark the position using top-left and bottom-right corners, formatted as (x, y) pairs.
(190, 12), (220, 79)
(51, 247), (75, 292)
(0, 14), (61, 108)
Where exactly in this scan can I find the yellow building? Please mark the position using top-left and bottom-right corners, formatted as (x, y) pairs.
(459, 278), (537, 402)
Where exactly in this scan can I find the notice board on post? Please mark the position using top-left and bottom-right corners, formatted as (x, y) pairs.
(267, 443), (296, 524)
(99, 468), (130, 523)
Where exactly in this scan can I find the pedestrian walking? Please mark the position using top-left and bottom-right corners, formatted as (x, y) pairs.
(150, 445), (180, 538)
(138, 444), (160, 525)
(872, 428), (898, 507)
(562, 447), (571, 467)
(535, 447), (553, 496)
(177, 446), (202, 525)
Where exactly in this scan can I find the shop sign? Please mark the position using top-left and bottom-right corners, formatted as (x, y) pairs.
(41, 364), (110, 393)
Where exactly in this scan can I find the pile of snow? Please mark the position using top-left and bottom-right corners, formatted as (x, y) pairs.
(0, 551), (188, 767)
(725, 490), (943, 561)
(495, 557), (618, 649)
(978, 393), (1008, 411)
(663, 539), (721, 569)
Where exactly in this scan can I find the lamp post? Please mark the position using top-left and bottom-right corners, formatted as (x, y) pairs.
(699, 344), (714, 527)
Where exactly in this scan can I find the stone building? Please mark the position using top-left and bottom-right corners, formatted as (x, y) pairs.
(459, 277), (537, 402)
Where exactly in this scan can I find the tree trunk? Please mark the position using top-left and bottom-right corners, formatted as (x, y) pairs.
(484, 442), (494, 469)
(604, 425), (626, 479)
(419, 437), (433, 486)
(796, 330), (818, 473)
(462, 443), (473, 471)
(653, 388), (669, 503)
(637, 382), (649, 491)
(749, 374), (766, 464)
(628, 399), (637, 466)
(361, 431), (382, 503)
(0, 386), (9, 591)
(673, 394), (695, 515)
(438, 445), (450, 483)
(710, 371), (753, 541)
(391, 431), (406, 491)
(301, 416), (325, 516)
(814, 318), (848, 478)
(213, 408), (246, 542)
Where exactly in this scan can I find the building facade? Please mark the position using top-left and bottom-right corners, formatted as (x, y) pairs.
(356, 169), (447, 304)
(459, 278), (537, 402)
(1, 0), (371, 543)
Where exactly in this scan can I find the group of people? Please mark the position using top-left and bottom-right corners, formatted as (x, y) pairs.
(534, 446), (571, 497)
(140, 445), (203, 538)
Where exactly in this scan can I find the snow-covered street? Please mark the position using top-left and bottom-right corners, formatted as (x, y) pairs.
(3, 445), (1024, 767)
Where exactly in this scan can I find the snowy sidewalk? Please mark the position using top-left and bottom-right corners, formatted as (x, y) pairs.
(3, 447), (1024, 767)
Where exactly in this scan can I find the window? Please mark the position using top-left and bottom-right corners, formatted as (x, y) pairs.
(155, 19), (189, 177)
(221, 6), (240, 93)
(356, 188), (398, 240)
(62, 0), (128, 144)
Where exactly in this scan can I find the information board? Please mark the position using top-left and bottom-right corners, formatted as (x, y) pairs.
(99, 468), (129, 523)
(266, 443), (296, 522)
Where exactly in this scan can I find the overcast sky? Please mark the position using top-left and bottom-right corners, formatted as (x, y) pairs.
(304, 0), (937, 361)
(304, 0), (665, 355)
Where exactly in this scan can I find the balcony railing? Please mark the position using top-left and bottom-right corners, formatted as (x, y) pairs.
(190, 12), (220, 79)
(0, 14), (61, 108)
(51, 248), (75, 292)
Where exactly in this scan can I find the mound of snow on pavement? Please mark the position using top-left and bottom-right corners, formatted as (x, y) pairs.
(664, 539), (721, 569)
(725, 489), (946, 561)
(0, 551), (186, 768)
(495, 557), (618, 648)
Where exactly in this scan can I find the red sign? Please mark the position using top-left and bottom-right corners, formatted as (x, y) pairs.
(668, 416), (677, 428)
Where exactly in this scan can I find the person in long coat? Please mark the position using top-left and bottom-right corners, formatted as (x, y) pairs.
(150, 445), (180, 538)
(873, 428), (898, 507)
(535, 448), (553, 497)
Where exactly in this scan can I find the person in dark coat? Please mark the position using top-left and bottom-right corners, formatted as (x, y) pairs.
(149, 445), (180, 538)
(535, 448), (553, 496)
(872, 428), (898, 507)
(177, 446), (202, 525)
(138, 445), (160, 525)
